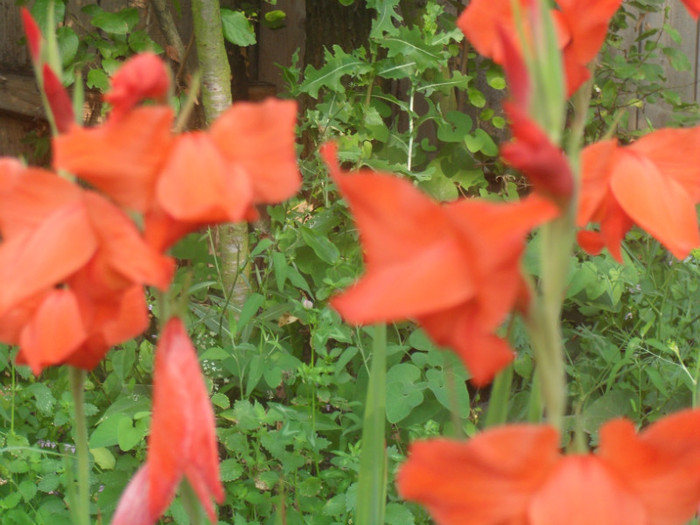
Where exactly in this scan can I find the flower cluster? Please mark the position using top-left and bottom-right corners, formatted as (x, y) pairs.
(322, 0), (700, 523)
(4, 11), (301, 523)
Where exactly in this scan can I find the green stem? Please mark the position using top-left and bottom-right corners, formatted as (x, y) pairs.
(356, 324), (387, 525)
(69, 367), (90, 525)
(181, 479), (204, 525)
(527, 210), (574, 431)
(484, 365), (514, 428)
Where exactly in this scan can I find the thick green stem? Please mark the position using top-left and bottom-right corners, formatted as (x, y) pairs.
(69, 367), (90, 525)
(356, 324), (387, 525)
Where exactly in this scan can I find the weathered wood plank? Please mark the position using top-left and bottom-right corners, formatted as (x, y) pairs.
(0, 72), (44, 119)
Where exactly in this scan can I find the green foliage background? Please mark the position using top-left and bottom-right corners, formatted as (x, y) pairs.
(3, 0), (700, 523)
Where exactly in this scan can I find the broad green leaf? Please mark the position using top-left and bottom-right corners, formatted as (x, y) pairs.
(221, 9), (256, 47)
(86, 68), (110, 91)
(31, 0), (66, 34)
(90, 447), (116, 470)
(57, 27), (78, 67)
(91, 12), (129, 34)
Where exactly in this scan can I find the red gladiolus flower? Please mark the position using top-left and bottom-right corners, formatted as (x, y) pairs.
(103, 52), (170, 118)
(113, 317), (224, 525)
(458, 0), (622, 96)
(322, 143), (558, 385)
(145, 97), (300, 251)
(577, 128), (700, 262)
(0, 163), (173, 373)
(398, 409), (700, 525)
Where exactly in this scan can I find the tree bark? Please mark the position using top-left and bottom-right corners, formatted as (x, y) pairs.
(191, 0), (250, 314)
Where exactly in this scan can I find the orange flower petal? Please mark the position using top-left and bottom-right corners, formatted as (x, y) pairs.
(599, 410), (700, 525)
(418, 303), (515, 385)
(398, 426), (560, 525)
(53, 106), (174, 212)
(148, 318), (223, 522)
(457, 0), (526, 64)
(627, 127), (700, 202)
(323, 143), (463, 265)
(156, 133), (252, 223)
(0, 166), (82, 237)
(17, 289), (86, 375)
(576, 230), (606, 256)
(557, 0), (623, 65)
(0, 202), (97, 315)
(83, 192), (174, 291)
(528, 455), (645, 525)
(210, 98), (300, 204)
(577, 139), (618, 226)
(610, 151), (700, 259)
(331, 237), (475, 323)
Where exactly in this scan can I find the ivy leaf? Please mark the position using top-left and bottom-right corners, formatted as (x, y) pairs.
(300, 45), (371, 99)
(221, 9), (256, 47)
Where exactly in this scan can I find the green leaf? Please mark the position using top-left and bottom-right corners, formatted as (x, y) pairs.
(366, 0), (401, 37)
(18, 480), (37, 502)
(27, 382), (55, 415)
(117, 416), (148, 451)
(385, 363), (423, 423)
(31, 0), (66, 34)
(129, 30), (164, 53)
(662, 46), (691, 71)
(437, 111), (473, 143)
(89, 414), (128, 448)
(57, 27), (79, 67)
(272, 251), (288, 291)
(220, 458), (243, 482)
(263, 9), (286, 29)
(465, 128), (498, 156)
(211, 392), (230, 409)
(221, 9), (256, 47)
(91, 12), (129, 34)
(300, 45), (372, 99)
(300, 226), (340, 264)
(385, 502), (415, 525)
(236, 292), (265, 334)
(383, 26), (444, 73)
(90, 447), (116, 470)
(86, 68), (110, 91)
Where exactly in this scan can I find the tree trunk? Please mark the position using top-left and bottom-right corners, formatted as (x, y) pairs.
(191, 0), (250, 315)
